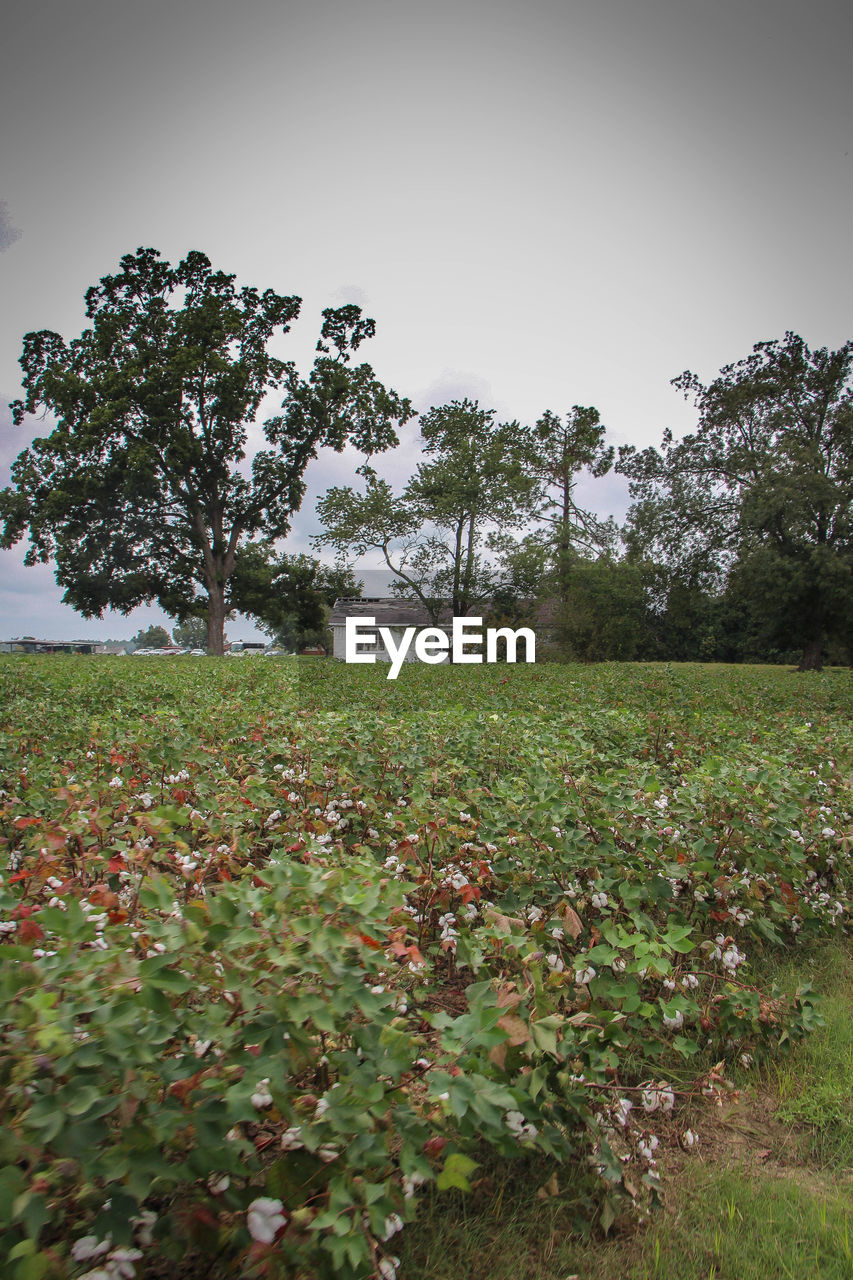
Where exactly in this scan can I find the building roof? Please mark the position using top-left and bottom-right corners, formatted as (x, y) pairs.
(329, 597), (452, 627)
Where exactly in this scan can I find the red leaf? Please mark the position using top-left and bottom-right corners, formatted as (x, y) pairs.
(423, 1136), (447, 1157)
(17, 919), (44, 944)
(358, 932), (382, 950)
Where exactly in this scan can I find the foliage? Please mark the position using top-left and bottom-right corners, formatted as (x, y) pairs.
(528, 407), (616, 596)
(1, 248), (412, 655)
(228, 546), (360, 651)
(131, 626), (172, 651)
(0, 658), (850, 1278)
(619, 332), (853, 670)
(315, 401), (538, 621)
(171, 619), (208, 650)
(548, 557), (650, 662)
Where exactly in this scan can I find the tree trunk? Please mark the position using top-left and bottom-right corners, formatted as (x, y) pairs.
(206, 581), (227, 656)
(797, 635), (824, 672)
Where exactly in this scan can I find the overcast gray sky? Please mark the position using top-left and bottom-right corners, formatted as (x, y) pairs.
(1, 0), (851, 640)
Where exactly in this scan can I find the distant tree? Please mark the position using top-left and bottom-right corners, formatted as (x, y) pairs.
(172, 618), (208, 649)
(549, 557), (650, 662)
(315, 400), (537, 620)
(227, 544), (359, 651)
(132, 625), (171, 649)
(619, 333), (853, 670)
(527, 407), (616, 597)
(1, 248), (412, 655)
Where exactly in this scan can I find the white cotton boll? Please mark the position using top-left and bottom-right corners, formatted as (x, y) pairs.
(71, 1236), (112, 1262)
(250, 1079), (273, 1109)
(106, 1248), (144, 1278)
(662, 1009), (684, 1030)
(613, 1098), (632, 1127)
(381, 1213), (404, 1240)
(247, 1198), (287, 1244)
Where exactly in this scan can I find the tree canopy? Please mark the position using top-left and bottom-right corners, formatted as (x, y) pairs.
(314, 400), (538, 621)
(1, 248), (412, 653)
(619, 332), (853, 669)
(527, 406), (616, 596)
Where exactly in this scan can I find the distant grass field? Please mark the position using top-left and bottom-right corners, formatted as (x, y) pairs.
(0, 657), (850, 1279)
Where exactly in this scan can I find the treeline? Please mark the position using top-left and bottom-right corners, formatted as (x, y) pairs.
(1, 248), (850, 668)
(312, 334), (853, 671)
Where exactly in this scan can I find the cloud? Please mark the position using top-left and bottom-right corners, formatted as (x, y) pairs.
(414, 369), (496, 416)
(0, 201), (21, 251)
(333, 284), (370, 310)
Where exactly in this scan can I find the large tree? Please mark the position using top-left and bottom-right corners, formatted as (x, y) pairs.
(1, 248), (411, 653)
(618, 333), (853, 670)
(314, 400), (538, 620)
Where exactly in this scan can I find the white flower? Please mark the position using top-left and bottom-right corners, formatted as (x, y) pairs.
(247, 1197), (287, 1244)
(250, 1078), (273, 1109)
(546, 952), (565, 972)
(575, 965), (596, 985)
(108, 776), (124, 789)
(459, 811), (472, 822)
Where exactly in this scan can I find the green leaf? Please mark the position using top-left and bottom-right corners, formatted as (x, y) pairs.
(437, 1153), (479, 1192)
